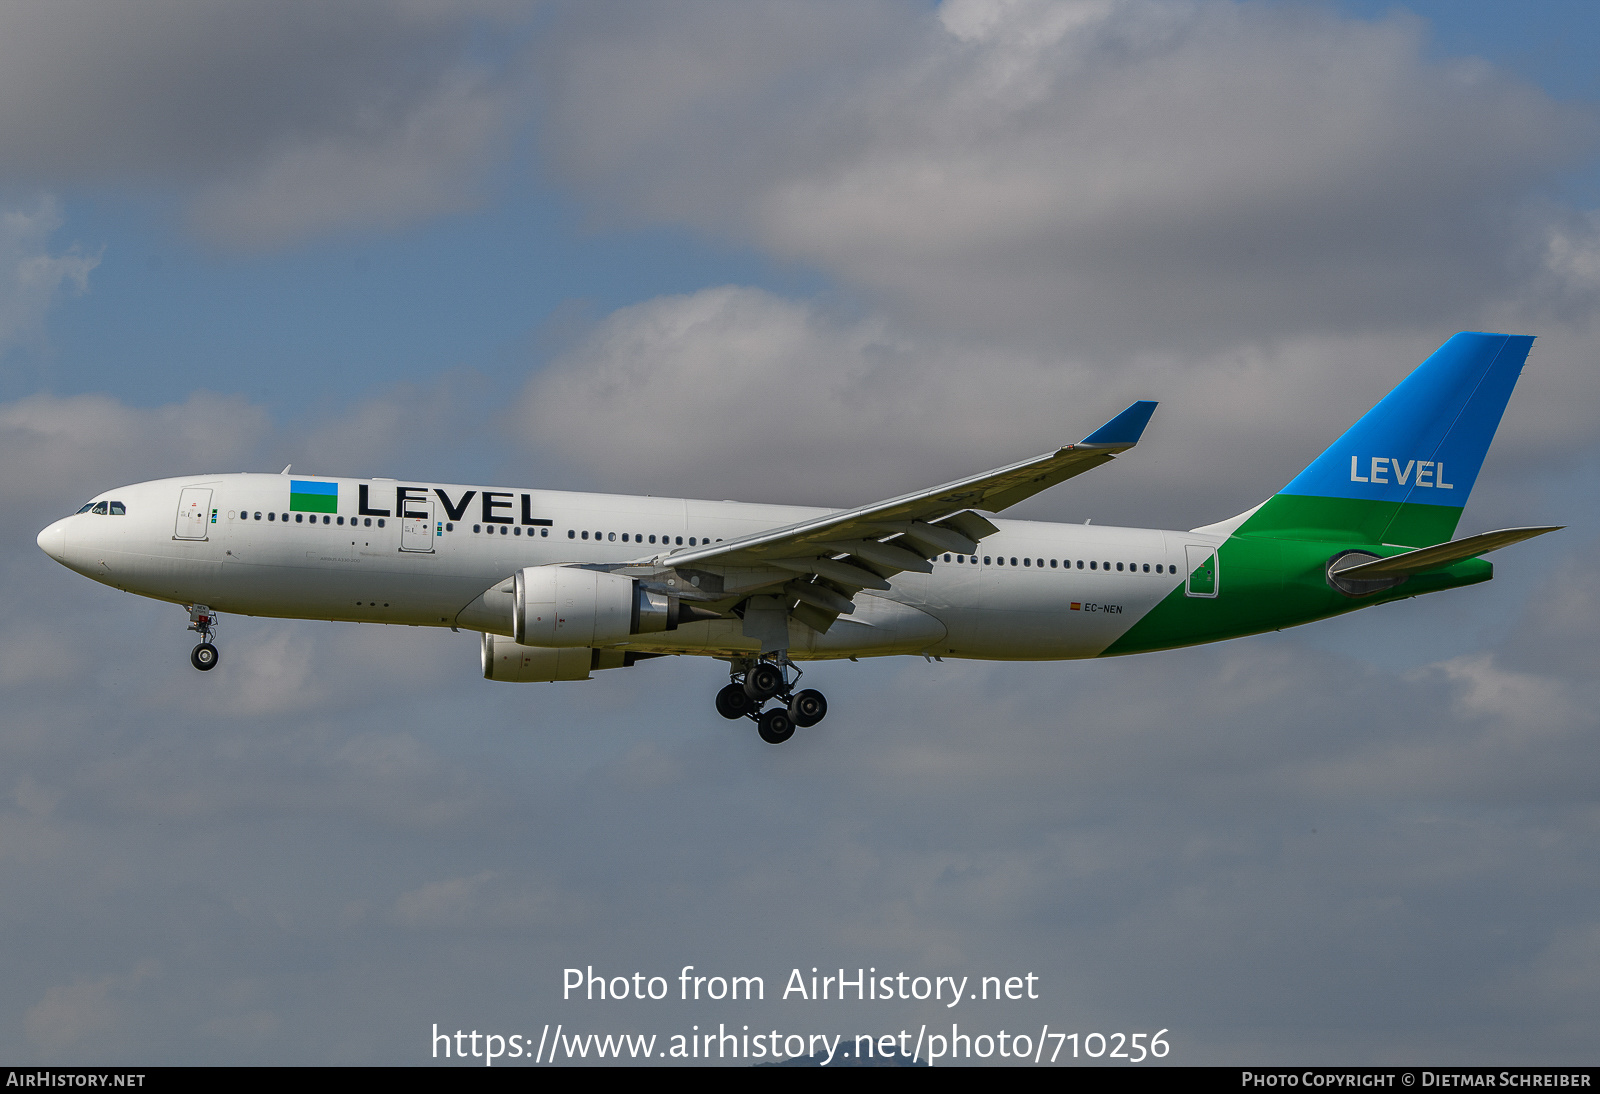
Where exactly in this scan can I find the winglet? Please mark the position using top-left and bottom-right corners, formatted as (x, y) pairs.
(1080, 400), (1158, 447)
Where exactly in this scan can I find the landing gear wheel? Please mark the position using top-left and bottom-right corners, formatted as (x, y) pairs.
(743, 662), (786, 702)
(789, 689), (827, 728)
(757, 707), (795, 745)
(191, 643), (219, 671)
(716, 683), (752, 720)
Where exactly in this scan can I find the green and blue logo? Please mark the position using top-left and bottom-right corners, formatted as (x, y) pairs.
(290, 480), (338, 514)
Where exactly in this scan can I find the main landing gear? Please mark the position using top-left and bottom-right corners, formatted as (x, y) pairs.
(716, 657), (827, 745)
(187, 604), (219, 671)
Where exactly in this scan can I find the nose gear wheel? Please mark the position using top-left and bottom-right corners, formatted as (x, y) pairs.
(186, 605), (220, 671)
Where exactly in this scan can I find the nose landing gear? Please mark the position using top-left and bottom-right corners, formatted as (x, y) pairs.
(717, 657), (826, 744)
(187, 604), (219, 671)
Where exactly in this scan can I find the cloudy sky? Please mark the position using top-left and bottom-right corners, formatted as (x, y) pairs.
(2, 0), (1597, 1065)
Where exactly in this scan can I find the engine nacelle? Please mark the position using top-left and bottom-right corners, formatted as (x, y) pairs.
(482, 632), (594, 682)
(511, 565), (687, 648)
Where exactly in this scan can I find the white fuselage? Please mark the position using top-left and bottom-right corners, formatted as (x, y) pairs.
(38, 474), (1221, 661)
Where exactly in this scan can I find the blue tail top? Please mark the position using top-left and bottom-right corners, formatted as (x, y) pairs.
(1278, 332), (1533, 511)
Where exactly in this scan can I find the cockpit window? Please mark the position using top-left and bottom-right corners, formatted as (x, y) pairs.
(77, 503), (94, 514)
(108, 502), (126, 515)
(91, 502), (108, 515)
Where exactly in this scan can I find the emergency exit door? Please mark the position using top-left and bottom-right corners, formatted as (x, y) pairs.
(400, 498), (435, 553)
(1185, 544), (1218, 598)
(174, 488), (212, 540)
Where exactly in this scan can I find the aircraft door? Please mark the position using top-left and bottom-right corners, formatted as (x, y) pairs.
(400, 497), (435, 553)
(174, 488), (212, 540)
(1184, 544), (1218, 597)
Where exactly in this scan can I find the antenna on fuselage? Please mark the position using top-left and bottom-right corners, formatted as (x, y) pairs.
(280, 464), (291, 475)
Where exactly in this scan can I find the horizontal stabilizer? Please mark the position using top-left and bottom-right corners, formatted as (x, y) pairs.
(1330, 526), (1562, 579)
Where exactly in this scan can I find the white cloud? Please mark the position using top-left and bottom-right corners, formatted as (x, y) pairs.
(0, 196), (97, 356)
(0, 390), (268, 510)
(514, 284), (1588, 532)
(187, 67), (512, 247)
(24, 961), (158, 1057)
(0, 1), (529, 247)
(536, 0), (1597, 349)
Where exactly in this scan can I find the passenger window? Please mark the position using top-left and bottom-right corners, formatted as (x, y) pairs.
(541, 528), (547, 537)
(337, 516), (344, 525)
(1076, 560), (1083, 569)
(568, 529), (575, 538)
(268, 512), (275, 521)
(364, 518), (371, 527)
(622, 534), (629, 542)
(1143, 563), (1150, 572)
(377, 519), (385, 528)
(500, 526), (507, 535)
(1116, 562), (1122, 571)
(983, 556), (991, 565)
(582, 531), (589, 540)
(1050, 559), (1057, 568)
(1010, 557), (1017, 566)
(109, 502), (126, 515)
(1023, 557), (1030, 566)
(649, 535), (656, 543)
(675, 537), (683, 545)
(689, 537), (696, 546)
(944, 554), (952, 562)
(446, 523), (453, 532)
(254, 512), (262, 520)
(1036, 559), (1043, 568)
(1090, 561), (1097, 570)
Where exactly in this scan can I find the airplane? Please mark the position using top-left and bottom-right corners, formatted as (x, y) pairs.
(36, 332), (1558, 744)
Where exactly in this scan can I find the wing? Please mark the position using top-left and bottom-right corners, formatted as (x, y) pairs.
(622, 401), (1158, 641)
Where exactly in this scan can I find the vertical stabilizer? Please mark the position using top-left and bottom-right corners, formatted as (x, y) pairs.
(1236, 333), (1533, 546)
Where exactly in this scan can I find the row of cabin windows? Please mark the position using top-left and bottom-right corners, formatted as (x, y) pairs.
(205, 508), (1169, 573)
(230, 512), (388, 527)
(939, 554), (1171, 574)
(466, 527), (725, 547)
(472, 525), (549, 536)
(78, 501), (127, 515)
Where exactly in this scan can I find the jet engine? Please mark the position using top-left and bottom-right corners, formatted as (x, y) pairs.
(481, 632), (664, 682)
(482, 633), (595, 681)
(511, 565), (708, 647)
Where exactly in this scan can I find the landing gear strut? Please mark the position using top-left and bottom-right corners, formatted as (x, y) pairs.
(187, 604), (219, 671)
(717, 656), (826, 744)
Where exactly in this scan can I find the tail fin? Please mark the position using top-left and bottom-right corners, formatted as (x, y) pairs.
(1234, 333), (1534, 546)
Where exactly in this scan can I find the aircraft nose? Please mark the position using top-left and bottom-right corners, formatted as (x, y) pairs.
(37, 519), (67, 562)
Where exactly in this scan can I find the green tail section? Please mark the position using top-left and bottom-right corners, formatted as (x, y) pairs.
(1234, 493), (1461, 547)
(1103, 537), (1491, 657)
